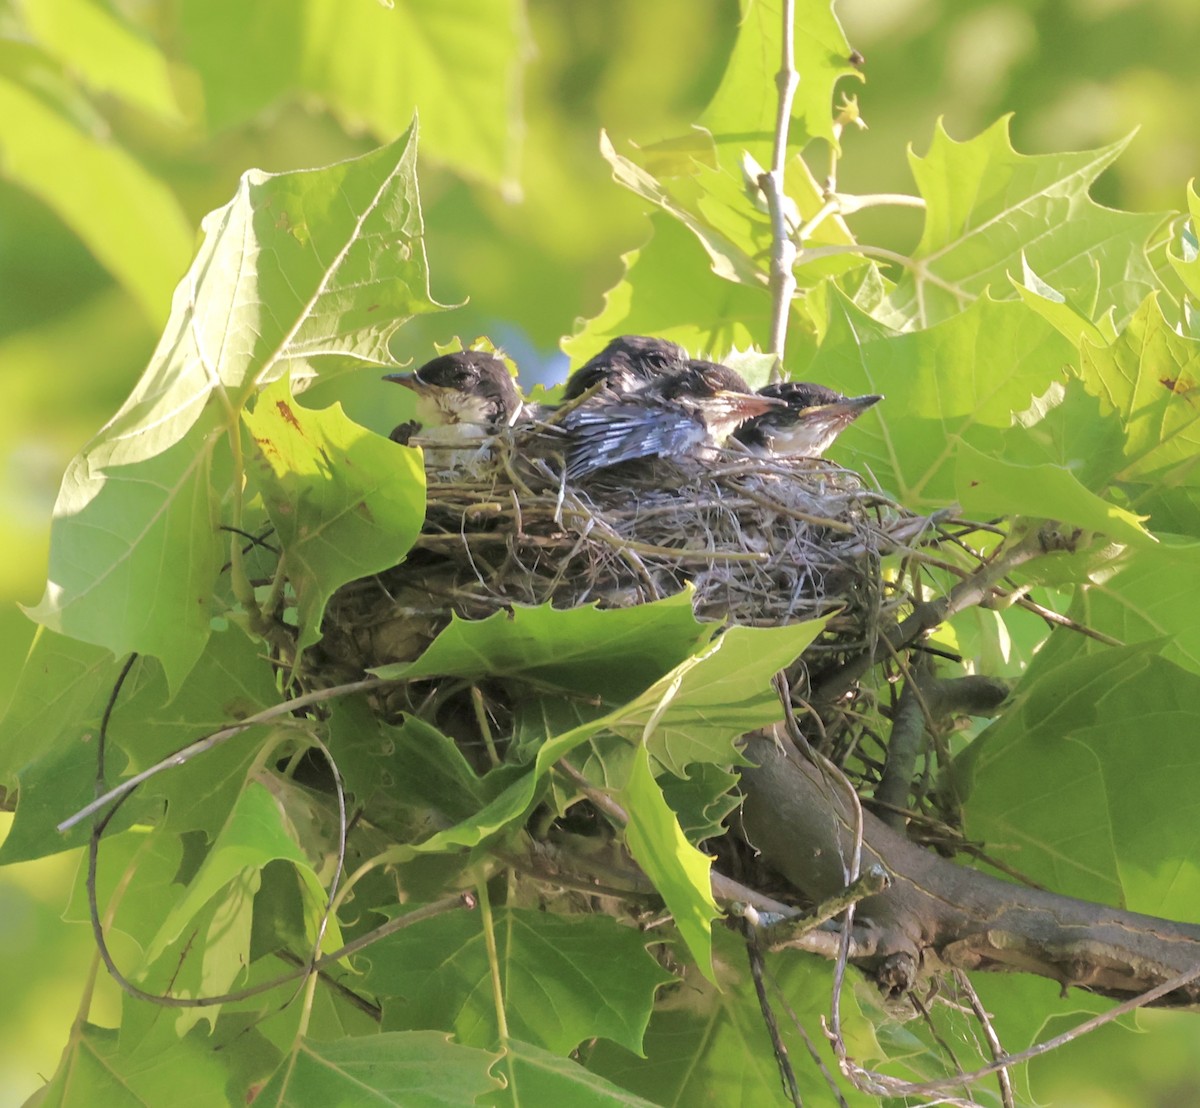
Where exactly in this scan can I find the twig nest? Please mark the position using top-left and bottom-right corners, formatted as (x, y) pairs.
(319, 430), (931, 675)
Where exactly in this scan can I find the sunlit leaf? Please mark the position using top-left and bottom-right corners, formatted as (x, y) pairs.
(619, 744), (719, 980)
(0, 45), (193, 323)
(245, 378), (426, 656)
(881, 119), (1164, 330)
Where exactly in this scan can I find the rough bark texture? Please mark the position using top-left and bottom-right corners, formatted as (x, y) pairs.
(739, 727), (1200, 1006)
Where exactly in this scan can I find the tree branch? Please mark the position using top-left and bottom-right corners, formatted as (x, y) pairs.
(739, 728), (1200, 1007)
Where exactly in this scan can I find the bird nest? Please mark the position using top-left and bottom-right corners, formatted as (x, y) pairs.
(317, 430), (937, 678)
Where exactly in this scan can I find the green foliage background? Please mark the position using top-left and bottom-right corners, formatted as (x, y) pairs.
(4, 0), (1200, 1104)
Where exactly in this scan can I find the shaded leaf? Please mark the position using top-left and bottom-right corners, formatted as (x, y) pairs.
(487, 1039), (662, 1107)
(362, 908), (671, 1055)
(255, 1031), (500, 1108)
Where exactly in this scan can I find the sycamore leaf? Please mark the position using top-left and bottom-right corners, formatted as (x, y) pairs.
(619, 744), (720, 981)
(1066, 538), (1200, 676)
(562, 216), (771, 366)
(1078, 295), (1200, 486)
(24, 130), (443, 690)
(23, 0), (187, 124)
(600, 131), (763, 287)
(180, 0), (526, 188)
(245, 378), (426, 657)
(954, 443), (1152, 546)
(23, 419), (225, 695)
(587, 929), (879, 1106)
(145, 779), (342, 967)
(1167, 181), (1200, 302)
(34, 1021), (230, 1108)
(881, 119), (1164, 330)
(700, 0), (860, 154)
(360, 908), (672, 1055)
(489, 1040), (663, 1108)
(254, 1032), (500, 1108)
(372, 592), (711, 701)
(0, 44), (193, 323)
(961, 647), (1200, 921)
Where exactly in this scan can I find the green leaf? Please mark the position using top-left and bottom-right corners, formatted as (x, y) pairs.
(23, 420), (225, 693)
(33, 1022), (230, 1108)
(145, 779), (341, 967)
(562, 215), (772, 365)
(881, 119), (1164, 329)
(361, 908), (671, 1054)
(372, 592), (711, 701)
(488, 1039), (662, 1108)
(615, 621), (827, 775)
(1065, 538), (1200, 676)
(600, 131), (763, 288)
(300, 1), (527, 189)
(960, 645), (1200, 916)
(24, 130), (444, 690)
(618, 744), (719, 980)
(805, 292), (1075, 508)
(1167, 181), (1200, 302)
(245, 378), (426, 656)
(587, 930), (878, 1106)
(0, 628), (116, 788)
(411, 620), (825, 857)
(1011, 257), (1115, 347)
(700, 0), (860, 153)
(24, 0), (187, 123)
(0, 44), (193, 323)
(1078, 295), (1200, 486)
(254, 1032), (501, 1108)
(953, 442), (1153, 545)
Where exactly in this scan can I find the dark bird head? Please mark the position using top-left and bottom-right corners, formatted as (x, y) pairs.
(658, 361), (785, 443)
(562, 335), (688, 400)
(383, 351), (522, 433)
(735, 381), (882, 457)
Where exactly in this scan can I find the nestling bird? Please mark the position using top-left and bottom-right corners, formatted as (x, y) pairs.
(734, 381), (883, 457)
(561, 335), (688, 401)
(383, 351), (524, 442)
(563, 360), (784, 478)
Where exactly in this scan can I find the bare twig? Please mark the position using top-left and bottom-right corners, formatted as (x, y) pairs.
(762, 0), (799, 371)
(59, 677), (386, 832)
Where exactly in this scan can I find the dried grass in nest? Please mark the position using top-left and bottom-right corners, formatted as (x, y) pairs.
(318, 431), (938, 679)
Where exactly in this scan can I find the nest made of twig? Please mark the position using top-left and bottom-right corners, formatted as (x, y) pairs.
(316, 428), (936, 679)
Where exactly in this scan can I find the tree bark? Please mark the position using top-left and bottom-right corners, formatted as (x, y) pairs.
(738, 727), (1200, 1006)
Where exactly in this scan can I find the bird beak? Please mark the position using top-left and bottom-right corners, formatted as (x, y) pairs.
(382, 371), (420, 391)
(716, 390), (788, 419)
(804, 394), (883, 419)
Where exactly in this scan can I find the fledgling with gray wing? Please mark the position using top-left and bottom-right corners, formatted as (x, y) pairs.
(563, 359), (783, 479)
(383, 351), (525, 443)
(561, 335), (689, 401)
(735, 381), (882, 458)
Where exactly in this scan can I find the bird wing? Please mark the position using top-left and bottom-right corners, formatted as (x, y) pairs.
(563, 402), (704, 478)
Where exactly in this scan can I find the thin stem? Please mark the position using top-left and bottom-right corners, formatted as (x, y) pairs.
(763, 0), (799, 374)
(59, 677), (385, 832)
(835, 192), (926, 215)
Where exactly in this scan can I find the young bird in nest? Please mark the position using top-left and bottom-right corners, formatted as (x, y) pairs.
(563, 359), (784, 479)
(384, 351), (525, 445)
(562, 335), (688, 400)
(735, 381), (882, 458)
